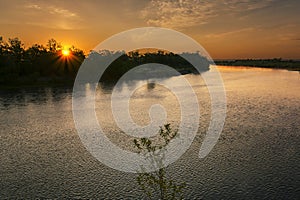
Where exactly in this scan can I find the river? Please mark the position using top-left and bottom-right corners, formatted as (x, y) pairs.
(0, 66), (299, 199)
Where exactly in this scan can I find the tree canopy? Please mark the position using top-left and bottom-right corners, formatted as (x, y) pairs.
(0, 37), (85, 86)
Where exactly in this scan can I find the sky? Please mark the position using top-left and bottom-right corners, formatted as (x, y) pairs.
(0, 0), (299, 59)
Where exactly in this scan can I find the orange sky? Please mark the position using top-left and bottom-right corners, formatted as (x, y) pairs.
(1, 0), (299, 59)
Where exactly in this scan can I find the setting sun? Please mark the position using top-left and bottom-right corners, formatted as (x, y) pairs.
(62, 49), (70, 57)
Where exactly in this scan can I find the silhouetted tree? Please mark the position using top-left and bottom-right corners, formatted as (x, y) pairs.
(47, 38), (61, 52)
(0, 36), (86, 86)
(133, 124), (186, 200)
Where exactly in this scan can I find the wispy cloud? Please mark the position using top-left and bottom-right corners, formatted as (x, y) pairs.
(205, 27), (255, 38)
(26, 3), (78, 17)
(48, 7), (77, 18)
(221, 0), (275, 11)
(24, 2), (80, 30)
(141, 0), (275, 29)
(277, 33), (300, 41)
(25, 4), (41, 10)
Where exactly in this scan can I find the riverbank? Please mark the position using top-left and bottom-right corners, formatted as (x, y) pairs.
(1, 61), (299, 90)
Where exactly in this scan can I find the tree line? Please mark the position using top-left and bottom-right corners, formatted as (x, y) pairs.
(97, 49), (209, 82)
(0, 36), (209, 87)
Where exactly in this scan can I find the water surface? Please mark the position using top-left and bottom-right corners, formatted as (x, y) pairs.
(0, 66), (299, 199)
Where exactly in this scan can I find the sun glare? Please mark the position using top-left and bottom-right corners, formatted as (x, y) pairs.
(62, 49), (70, 57)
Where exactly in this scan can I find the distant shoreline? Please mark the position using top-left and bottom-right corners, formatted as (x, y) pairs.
(214, 59), (300, 71)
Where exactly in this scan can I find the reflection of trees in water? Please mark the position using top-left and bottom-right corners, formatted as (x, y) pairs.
(133, 124), (186, 200)
(147, 82), (156, 91)
(98, 80), (158, 93)
(0, 87), (72, 108)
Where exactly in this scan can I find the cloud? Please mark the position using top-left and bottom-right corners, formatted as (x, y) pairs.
(25, 4), (41, 10)
(221, 0), (275, 11)
(141, 0), (275, 29)
(277, 33), (300, 41)
(205, 27), (255, 38)
(24, 2), (81, 30)
(26, 3), (78, 18)
(48, 7), (78, 18)
(140, 0), (217, 29)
